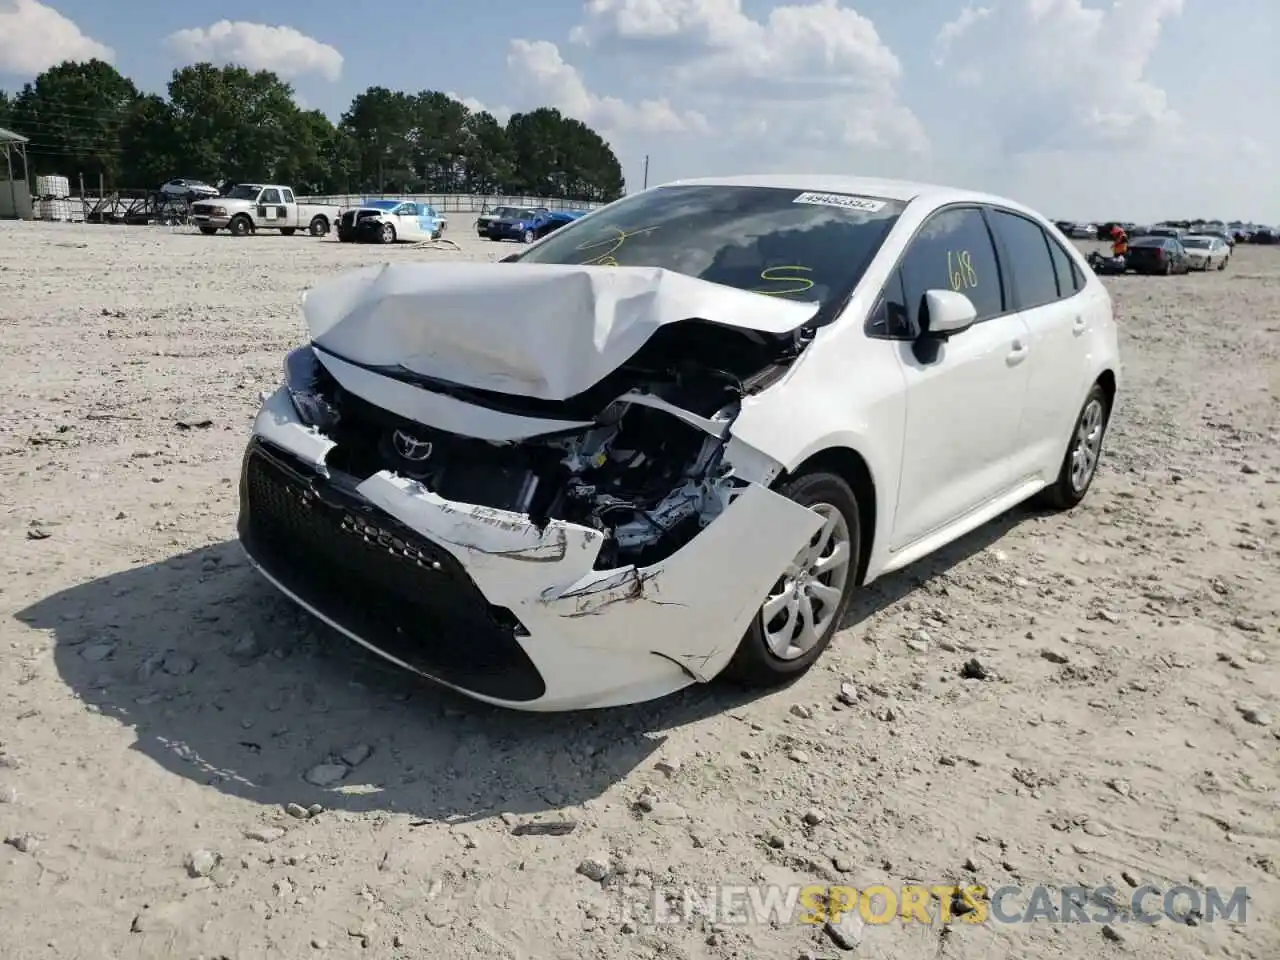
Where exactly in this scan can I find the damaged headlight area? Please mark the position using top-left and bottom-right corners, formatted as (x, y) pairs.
(283, 346), (341, 430)
(302, 347), (786, 570)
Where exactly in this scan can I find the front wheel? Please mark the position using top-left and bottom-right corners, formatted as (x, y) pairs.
(1218, 257), (1228, 271)
(723, 471), (861, 687)
(380, 222), (396, 244)
(522, 229), (535, 244)
(229, 216), (252, 237)
(1035, 382), (1111, 511)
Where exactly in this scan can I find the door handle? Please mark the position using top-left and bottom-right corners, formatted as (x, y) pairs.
(1072, 316), (1087, 335)
(1006, 340), (1028, 365)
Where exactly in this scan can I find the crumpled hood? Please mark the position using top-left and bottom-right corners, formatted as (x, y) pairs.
(302, 261), (819, 401)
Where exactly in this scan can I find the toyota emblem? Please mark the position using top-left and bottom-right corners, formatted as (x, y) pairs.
(392, 429), (433, 462)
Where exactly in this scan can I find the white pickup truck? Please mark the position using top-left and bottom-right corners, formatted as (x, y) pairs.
(190, 184), (342, 237)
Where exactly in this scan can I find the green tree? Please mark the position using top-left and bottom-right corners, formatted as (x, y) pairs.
(339, 87), (417, 192)
(275, 109), (345, 195)
(0, 90), (12, 130)
(410, 91), (470, 191)
(165, 63), (303, 184)
(10, 59), (138, 183)
(459, 110), (514, 195)
(119, 94), (179, 188)
(505, 108), (624, 201)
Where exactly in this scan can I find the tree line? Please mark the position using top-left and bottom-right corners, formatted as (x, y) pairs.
(0, 60), (626, 202)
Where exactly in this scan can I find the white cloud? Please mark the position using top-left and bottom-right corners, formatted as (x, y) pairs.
(507, 38), (709, 135)
(445, 91), (512, 124)
(165, 21), (343, 82)
(0, 0), (113, 74)
(932, 0), (1184, 152)
(560, 0), (927, 156)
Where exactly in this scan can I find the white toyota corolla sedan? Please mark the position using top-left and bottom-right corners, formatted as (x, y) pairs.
(237, 175), (1121, 711)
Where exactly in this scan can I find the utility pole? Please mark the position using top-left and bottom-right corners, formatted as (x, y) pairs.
(643, 155), (649, 190)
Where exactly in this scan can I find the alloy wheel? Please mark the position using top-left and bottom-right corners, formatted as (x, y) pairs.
(1070, 398), (1105, 492)
(761, 503), (852, 660)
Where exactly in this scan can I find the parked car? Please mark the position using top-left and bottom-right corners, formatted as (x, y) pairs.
(335, 200), (447, 243)
(487, 206), (587, 243)
(191, 184), (340, 237)
(1124, 235), (1191, 274)
(1144, 226), (1184, 239)
(1251, 227), (1277, 245)
(236, 175), (1121, 711)
(1070, 223), (1099, 239)
(160, 178), (220, 202)
(475, 205), (517, 237)
(1178, 235), (1230, 270)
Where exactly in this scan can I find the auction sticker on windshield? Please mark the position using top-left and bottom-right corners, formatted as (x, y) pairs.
(792, 192), (886, 213)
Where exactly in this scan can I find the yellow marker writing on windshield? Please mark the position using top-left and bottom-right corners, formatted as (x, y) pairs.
(756, 265), (814, 296)
(575, 224), (660, 265)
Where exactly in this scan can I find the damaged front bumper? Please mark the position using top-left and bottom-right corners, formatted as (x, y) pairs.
(237, 387), (822, 711)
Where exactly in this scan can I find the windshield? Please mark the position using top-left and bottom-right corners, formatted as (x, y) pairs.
(489, 206), (513, 217)
(512, 184), (906, 309)
(511, 209), (536, 219)
(226, 185), (260, 200)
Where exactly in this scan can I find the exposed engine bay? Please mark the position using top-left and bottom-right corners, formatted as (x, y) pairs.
(292, 318), (811, 569)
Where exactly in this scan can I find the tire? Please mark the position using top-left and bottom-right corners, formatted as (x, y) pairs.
(379, 222), (396, 244)
(522, 229), (535, 244)
(280, 227), (296, 236)
(309, 216), (328, 237)
(1035, 382), (1111, 511)
(229, 215), (252, 237)
(723, 471), (861, 687)
(1218, 257), (1228, 271)
(198, 226), (217, 235)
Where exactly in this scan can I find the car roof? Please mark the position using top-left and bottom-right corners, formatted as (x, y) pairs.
(659, 174), (1048, 218)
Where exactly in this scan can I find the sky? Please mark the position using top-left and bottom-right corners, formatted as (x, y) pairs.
(1, 0), (1277, 222)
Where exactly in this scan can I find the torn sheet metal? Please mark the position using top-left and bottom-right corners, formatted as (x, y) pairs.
(253, 386), (336, 473)
(357, 470), (822, 689)
(302, 261), (820, 402)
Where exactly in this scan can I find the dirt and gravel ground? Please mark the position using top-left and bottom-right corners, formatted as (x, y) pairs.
(0, 219), (1276, 960)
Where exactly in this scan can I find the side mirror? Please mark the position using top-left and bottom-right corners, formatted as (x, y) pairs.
(920, 289), (977, 339)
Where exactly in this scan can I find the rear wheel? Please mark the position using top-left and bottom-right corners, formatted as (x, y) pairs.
(724, 471), (861, 687)
(1035, 382), (1111, 511)
(309, 216), (328, 237)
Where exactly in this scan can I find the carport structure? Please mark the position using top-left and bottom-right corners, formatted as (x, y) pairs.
(1, 126), (31, 218)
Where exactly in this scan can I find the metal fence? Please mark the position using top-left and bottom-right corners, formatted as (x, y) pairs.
(297, 193), (610, 214)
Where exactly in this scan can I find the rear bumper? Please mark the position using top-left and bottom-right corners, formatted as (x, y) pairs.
(236, 386), (821, 711)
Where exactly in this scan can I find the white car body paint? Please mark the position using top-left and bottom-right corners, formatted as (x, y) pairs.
(343, 201), (448, 241)
(240, 173), (1122, 711)
(1179, 235), (1229, 270)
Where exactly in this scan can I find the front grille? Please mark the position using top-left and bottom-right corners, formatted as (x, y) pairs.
(237, 440), (546, 701)
(192, 204), (213, 214)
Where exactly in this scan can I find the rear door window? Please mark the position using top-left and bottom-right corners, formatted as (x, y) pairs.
(1045, 234), (1080, 296)
(988, 209), (1060, 310)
